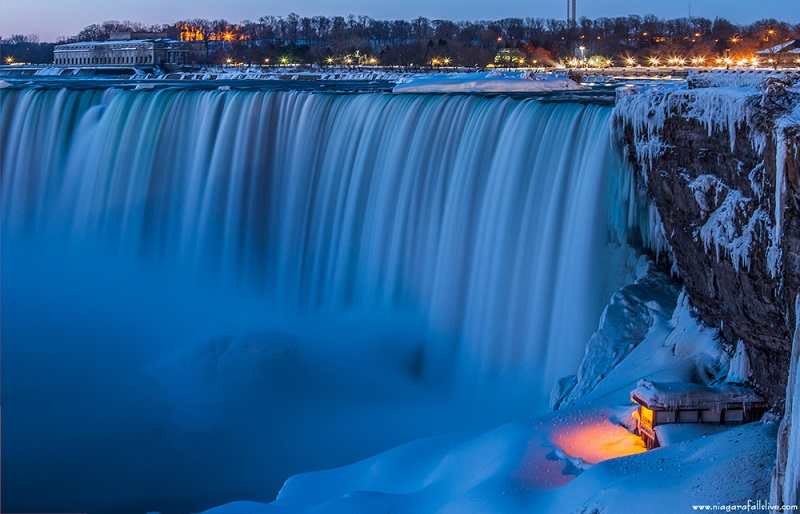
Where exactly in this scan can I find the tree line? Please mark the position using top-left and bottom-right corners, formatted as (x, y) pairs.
(1, 14), (798, 66)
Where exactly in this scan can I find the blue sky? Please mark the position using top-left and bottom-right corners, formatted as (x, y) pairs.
(1, 0), (794, 42)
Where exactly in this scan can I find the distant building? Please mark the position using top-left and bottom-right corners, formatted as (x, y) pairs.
(755, 40), (800, 67)
(54, 31), (203, 68)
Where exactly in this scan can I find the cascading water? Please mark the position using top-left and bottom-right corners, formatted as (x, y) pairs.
(1, 85), (642, 512)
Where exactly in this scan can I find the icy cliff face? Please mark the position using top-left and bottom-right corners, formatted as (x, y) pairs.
(614, 71), (800, 404)
(772, 295), (800, 508)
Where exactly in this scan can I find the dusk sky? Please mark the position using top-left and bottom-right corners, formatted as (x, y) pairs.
(0, 0), (794, 42)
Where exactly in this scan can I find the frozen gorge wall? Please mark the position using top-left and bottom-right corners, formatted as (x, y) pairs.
(613, 72), (800, 510)
(614, 72), (800, 404)
(0, 87), (640, 409)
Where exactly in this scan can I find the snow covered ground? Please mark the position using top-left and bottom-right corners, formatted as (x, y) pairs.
(203, 261), (779, 513)
(392, 71), (587, 93)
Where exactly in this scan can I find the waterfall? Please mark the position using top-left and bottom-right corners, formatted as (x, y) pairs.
(1, 87), (635, 408)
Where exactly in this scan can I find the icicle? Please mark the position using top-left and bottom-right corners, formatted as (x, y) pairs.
(772, 295), (800, 507)
(783, 297), (800, 507)
(726, 340), (752, 384)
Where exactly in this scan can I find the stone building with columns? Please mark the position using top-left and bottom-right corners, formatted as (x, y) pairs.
(53, 31), (203, 67)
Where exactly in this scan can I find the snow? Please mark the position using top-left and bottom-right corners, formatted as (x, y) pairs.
(666, 290), (726, 369)
(631, 380), (764, 411)
(696, 187), (763, 272)
(552, 258), (679, 408)
(392, 71), (587, 93)
(549, 421), (777, 514)
(689, 174), (727, 213)
(203, 502), (269, 514)
(689, 69), (791, 89)
(202, 268), (778, 514)
(755, 41), (799, 55)
(654, 423), (730, 446)
(0, 79), (11, 89)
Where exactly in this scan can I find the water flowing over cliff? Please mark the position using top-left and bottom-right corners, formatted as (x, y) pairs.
(1, 88), (643, 404)
(1, 86), (646, 510)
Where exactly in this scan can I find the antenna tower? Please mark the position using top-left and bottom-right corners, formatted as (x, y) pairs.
(571, 0), (576, 26)
(566, 0), (576, 27)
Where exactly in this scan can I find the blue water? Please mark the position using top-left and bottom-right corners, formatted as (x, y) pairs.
(1, 84), (640, 513)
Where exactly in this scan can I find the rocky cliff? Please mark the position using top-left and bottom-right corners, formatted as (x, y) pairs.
(614, 71), (800, 404)
(614, 71), (800, 508)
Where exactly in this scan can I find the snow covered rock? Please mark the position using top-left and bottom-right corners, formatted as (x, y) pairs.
(392, 71), (587, 93)
(552, 260), (679, 409)
(614, 71), (800, 404)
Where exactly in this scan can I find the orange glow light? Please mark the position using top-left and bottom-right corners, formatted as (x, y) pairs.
(550, 416), (646, 465)
(514, 411), (647, 492)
